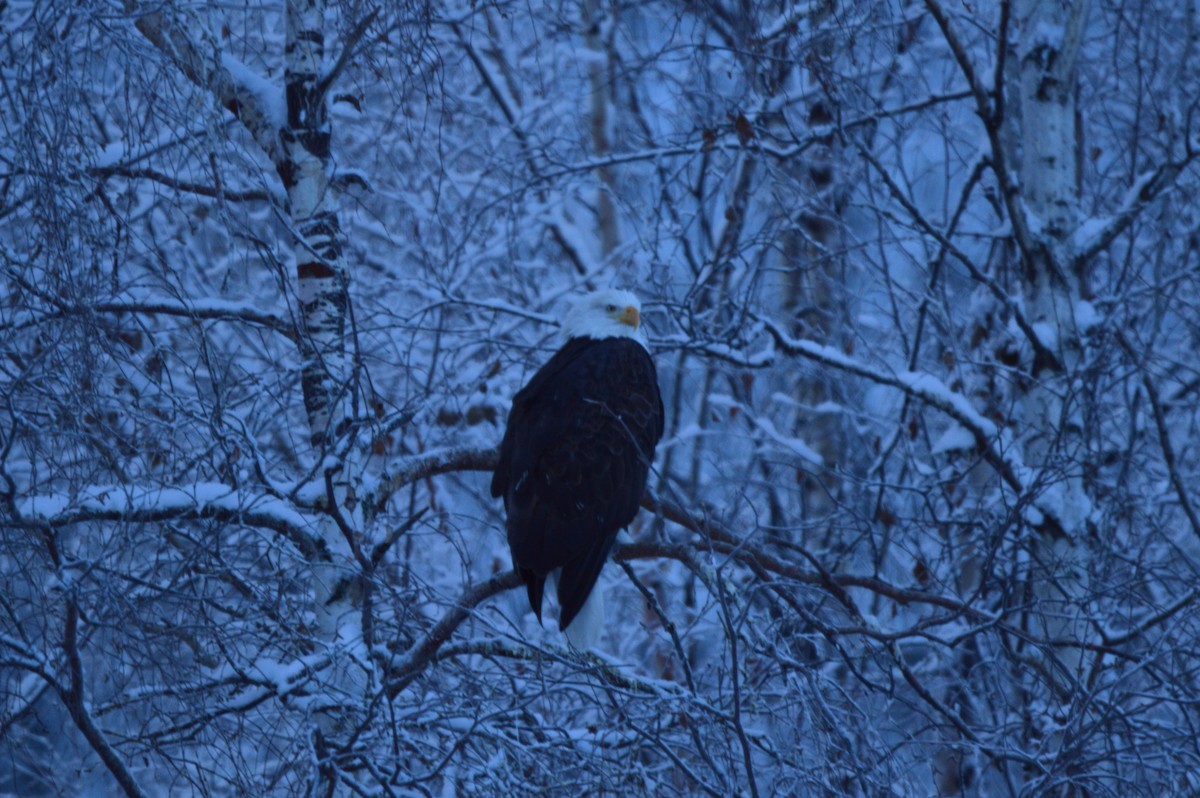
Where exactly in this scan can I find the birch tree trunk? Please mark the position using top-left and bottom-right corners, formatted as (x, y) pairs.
(285, 0), (350, 448)
(127, 0), (368, 790)
(780, 0), (848, 526)
(282, 2), (370, 785)
(1015, 0), (1092, 692)
(584, 0), (620, 260)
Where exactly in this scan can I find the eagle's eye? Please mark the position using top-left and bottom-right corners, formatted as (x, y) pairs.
(605, 304), (617, 312)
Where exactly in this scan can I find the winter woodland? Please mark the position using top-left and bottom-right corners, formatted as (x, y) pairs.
(3, 0), (1200, 795)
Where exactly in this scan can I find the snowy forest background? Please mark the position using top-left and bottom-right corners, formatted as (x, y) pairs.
(4, 0), (1200, 795)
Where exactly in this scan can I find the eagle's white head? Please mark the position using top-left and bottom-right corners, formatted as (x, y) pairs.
(561, 289), (649, 350)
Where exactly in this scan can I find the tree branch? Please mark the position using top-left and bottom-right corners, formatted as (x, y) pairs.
(375, 445), (498, 510)
(13, 483), (329, 561)
(385, 570), (523, 698)
(923, 0), (1036, 255)
(1141, 372), (1200, 544)
(124, 2), (283, 162)
(60, 598), (150, 798)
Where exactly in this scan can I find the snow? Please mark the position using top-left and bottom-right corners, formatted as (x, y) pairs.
(1030, 321), (1058, 352)
(1036, 480), (1094, 538)
(1074, 300), (1100, 332)
(95, 140), (126, 169)
(1021, 199), (1045, 237)
(1073, 169), (1163, 255)
(4, 2), (1198, 795)
(106, 289), (287, 327)
(221, 653), (334, 711)
(896, 371), (997, 439)
(220, 52), (286, 130)
(16, 482), (317, 533)
(1071, 215), (1109, 254)
(1030, 22), (1066, 52)
(931, 423), (975, 454)
(750, 415), (824, 465)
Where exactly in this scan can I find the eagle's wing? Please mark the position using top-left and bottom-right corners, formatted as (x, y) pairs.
(493, 337), (663, 630)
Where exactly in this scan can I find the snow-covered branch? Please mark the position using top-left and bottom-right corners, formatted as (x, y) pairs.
(14, 482), (327, 560)
(90, 163), (274, 203)
(2, 293), (294, 339)
(124, 2), (283, 162)
(1073, 157), (1199, 263)
(734, 319), (1098, 538)
(375, 445), (497, 509)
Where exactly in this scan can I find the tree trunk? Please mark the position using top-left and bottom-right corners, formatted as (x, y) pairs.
(584, 0), (620, 260)
(282, 1), (369, 789)
(130, 1), (369, 789)
(780, 0), (846, 527)
(1016, 0), (1093, 743)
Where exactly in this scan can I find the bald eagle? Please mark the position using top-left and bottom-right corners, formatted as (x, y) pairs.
(491, 290), (664, 648)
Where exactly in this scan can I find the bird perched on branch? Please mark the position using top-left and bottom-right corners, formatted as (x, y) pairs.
(492, 289), (664, 648)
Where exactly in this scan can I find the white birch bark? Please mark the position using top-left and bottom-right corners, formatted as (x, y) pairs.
(284, 0), (350, 447)
(583, 0), (620, 259)
(1016, 0), (1092, 689)
(281, 3), (370, 788)
(783, 0), (844, 524)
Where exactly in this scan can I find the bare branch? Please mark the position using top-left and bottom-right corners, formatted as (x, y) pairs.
(60, 599), (150, 798)
(385, 570), (523, 698)
(1141, 372), (1200, 543)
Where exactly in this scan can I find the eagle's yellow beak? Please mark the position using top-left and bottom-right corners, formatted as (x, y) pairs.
(618, 305), (640, 329)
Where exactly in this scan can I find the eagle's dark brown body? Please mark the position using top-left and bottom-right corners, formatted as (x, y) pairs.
(491, 334), (663, 632)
